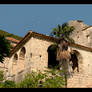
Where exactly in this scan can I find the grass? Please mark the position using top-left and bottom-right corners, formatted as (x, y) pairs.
(0, 29), (23, 40)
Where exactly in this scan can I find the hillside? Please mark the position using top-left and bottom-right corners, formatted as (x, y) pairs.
(0, 30), (23, 40)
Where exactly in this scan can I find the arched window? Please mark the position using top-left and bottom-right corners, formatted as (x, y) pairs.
(12, 53), (18, 75)
(13, 53), (18, 64)
(70, 50), (83, 72)
(18, 47), (26, 72)
(47, 44), (59, 69)
(19, 47), (26, 59)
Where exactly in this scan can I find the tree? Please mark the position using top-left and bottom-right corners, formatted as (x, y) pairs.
(57, 39), (71, 88)
(50, 23), (75, 88)
(50, 23), (75, 43)
(0, 35), (11, 63)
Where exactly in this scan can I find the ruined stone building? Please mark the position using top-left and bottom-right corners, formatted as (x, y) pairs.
(1, 20), (92, 88)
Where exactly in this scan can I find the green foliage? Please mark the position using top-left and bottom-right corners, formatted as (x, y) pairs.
(0, 80), (16, 88)
(16, 71), (47, 88)
(42, 75), (65, 88)
(42, 69), (65, 88)
(2, 80), (16, 88)
(0, 35), (12, 63)
(16, 72), (38, 88)
(0, 70), (4, 81)
(0, 69), (65, 88)
(50, 23), (75, 43)
(0, 70), (15, 88)
(16, 69), (65, 88)
(0, 82), (5, 88)
(0, 30), (22, 40)
(0, 71), (16, 88)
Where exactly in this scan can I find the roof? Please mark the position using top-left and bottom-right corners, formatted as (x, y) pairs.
(69, 42), (92, 52)
(6, 37), (20, 43)
(10, 31), (58, 57)
(10, 43), (17, 47)
(9, 30), (92, 57)
(82, 25), (92, 31)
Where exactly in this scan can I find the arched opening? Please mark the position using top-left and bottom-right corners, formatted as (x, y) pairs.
(13, 54), (18, 64)
(18, 47), (26, 72)
(12, 53), (18, 75)
(70, 50), (83, 72)
(19, 47), (26, 59)
(47, 44), (59, 69)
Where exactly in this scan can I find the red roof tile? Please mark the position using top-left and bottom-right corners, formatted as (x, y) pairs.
(6, 37), (20, 43)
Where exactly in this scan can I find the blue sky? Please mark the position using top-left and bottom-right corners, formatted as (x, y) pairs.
(0, 4), (92, 37)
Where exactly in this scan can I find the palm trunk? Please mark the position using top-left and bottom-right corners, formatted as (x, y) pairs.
(63, 59), (67, 88)
(64, 69), (67, 88)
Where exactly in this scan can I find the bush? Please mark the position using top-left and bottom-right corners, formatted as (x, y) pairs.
(16, 71), (46, 88)
(0, 82), (4, 88)
(0, 70), (4, 81)
(0, 80), (16, 88)
(41, 69), (65, 88)
(0, 69), (65, 88)
(16, 69), (65, 88)
(42, 75), (65, 88)
(3, 80), (16, 88)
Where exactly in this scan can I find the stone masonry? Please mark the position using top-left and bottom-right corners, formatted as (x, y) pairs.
(5, 36), (54, 82)
(1, 20), (92, 87)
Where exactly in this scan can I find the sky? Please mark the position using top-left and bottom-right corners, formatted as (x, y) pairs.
(0, 4), (92, 37)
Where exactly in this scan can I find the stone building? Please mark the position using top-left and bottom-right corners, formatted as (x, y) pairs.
(1, 20), (92, 88)
(68, 20), (92, 48)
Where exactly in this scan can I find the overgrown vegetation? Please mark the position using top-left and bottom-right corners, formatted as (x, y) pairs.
(16, 70), (65, 88)
(0, 30), (23, 40)
(0, 35), (12, 63)
(50, 23), (75, 43)
(0, 69), (65, 88)
(0, 71), (4, 81)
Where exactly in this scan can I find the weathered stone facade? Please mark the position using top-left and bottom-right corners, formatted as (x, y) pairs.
(68, 46), (92, 88)
(4, 36), (54, 82)
(68, 20), (92, 47)
(1, 20), (92, 87)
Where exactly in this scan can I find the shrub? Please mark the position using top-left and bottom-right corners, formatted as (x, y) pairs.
(16, 69), (65, 88)
(0, 80), (16, 88)
(0, 70), (4, 81)
(42, 75), (65, 88)
(41, 69), (65, 88)
(0, 69), (65, 88)
(3, 80), (16, 88)
(16, 71), (46, 88)
(0, 82), (4, 88)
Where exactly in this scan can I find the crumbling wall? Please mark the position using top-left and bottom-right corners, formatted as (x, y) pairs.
(68, 20), (92, 47)
(68, 46), (92, 88)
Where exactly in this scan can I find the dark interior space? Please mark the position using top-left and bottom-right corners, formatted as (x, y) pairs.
(47, 44), (59, 69)
(70, 52), (79, 72)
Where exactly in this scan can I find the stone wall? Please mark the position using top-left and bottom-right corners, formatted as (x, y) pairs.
(4, 36), (92, 87)
(67, 46), (92, 88)
(2, 27), (92, 87)
(24, 37), (54, 73)
(5, 37), (54, 82)
(68, 20), (92, 48)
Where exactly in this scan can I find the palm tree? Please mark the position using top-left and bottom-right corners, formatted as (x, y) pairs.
(0, 35), (11, 63)
(50, 23), (75, 43)
(57, 39), (71, 88)
(50, 23), (75, 88)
